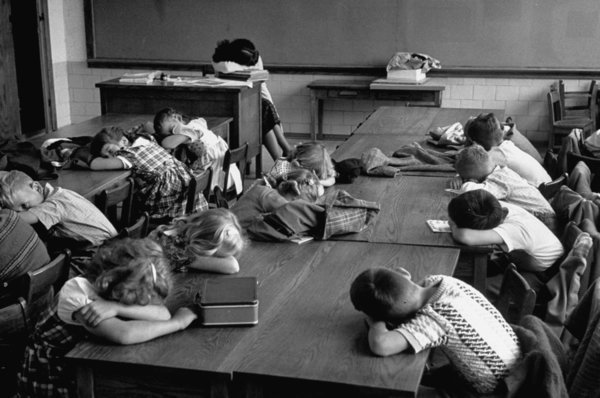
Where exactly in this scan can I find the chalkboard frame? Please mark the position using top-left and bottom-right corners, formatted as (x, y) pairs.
(84, 0), (600, 79)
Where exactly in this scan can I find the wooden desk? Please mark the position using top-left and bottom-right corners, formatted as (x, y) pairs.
(331, 175), (493, 292)
(30, 114), (232, 200)
(308, 80), (445, 139)
(96, 78), (262, 177)
(66, 241), (459, 398)
(352, 106), (504, 135)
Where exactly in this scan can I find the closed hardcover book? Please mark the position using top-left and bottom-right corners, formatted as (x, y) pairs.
(197, 277), (259, 326)
(216, 70), (269, 82)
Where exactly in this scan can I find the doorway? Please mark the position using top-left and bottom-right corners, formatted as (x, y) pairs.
(9, 0), (54, 137)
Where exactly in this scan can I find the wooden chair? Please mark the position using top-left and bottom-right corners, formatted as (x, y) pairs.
(95, 178), (134, 231)
(25, 250), (71, 308)
(186, 168), (212, 214)
(538, 172), (568, 200)
(495, 263), (537, 325)
(547, 90), (594, 151)
(558, 80), (597, 124)
(222, 142), (249, 202)
(118, 212), (150, 239)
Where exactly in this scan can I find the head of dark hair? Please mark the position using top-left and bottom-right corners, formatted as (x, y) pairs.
(212, 38), (259, 66)
(90, 126), (125, 157)
(447, 189), (508, 229)
(86, 238), (171, 306)
(153, 107), (178, 138)
(350, 268), (414, 321)
(464, 113), (503, 150)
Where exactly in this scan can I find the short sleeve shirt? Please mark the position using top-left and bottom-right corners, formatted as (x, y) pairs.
(490, 141), (551, 186)
(57, 277), (99, 326)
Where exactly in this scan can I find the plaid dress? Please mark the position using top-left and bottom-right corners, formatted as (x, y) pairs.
(18, 302), (87, 398)
(148, 225), (192, 272)
(118, 136), (207, 219)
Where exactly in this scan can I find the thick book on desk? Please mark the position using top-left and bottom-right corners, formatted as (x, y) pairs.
(197, 277), (259, 326)
(118, 70), (160, 84)
(216, 69), (269, 82)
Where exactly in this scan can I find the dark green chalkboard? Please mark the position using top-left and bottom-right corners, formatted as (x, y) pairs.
(86, 0), (600, 71)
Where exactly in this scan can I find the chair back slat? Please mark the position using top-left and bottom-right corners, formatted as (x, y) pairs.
(538, 173), (568, 199)
(495, 263), (536, 325)
(118, 212), (150, 239)
(25, 250), (71, 305)
(186, 169), (212, 214)
(222, 142), (249, 201)
(95, 178), (134, 230)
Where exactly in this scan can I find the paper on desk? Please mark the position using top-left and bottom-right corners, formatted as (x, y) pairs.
(170, 77), (252, 88)
(426, 220), (451, 233)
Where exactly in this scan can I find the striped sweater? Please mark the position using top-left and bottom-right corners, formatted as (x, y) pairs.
(394, 275), (521, 393)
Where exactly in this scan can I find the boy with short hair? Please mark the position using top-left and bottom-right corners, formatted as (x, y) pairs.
(0, 170), (117, 247)
(454, 144), (555, 227)
(465, 113), (551, 186)
(350, 267), (521, 394)
(448, 189), (563, 272)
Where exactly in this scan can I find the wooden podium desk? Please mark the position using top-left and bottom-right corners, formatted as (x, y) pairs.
(308, 80), (445, 139)
(96, 78), (262, 176)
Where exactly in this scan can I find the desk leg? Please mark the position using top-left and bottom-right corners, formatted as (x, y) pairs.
(75, 365), (95, 398)
(255, 152), (262, 179)
(472, 254), (488, 294)
(310, 92), (319, 141)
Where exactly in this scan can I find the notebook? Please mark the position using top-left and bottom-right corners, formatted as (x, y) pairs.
(426, 220), (451, 233)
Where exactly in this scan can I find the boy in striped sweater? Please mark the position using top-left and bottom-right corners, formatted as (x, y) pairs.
(350, 267), (521, 394)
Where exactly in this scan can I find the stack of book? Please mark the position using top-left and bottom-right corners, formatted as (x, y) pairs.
(216, 69), (269, 82)
(370, 69), (427, 89)
(119, 70), (160, 84)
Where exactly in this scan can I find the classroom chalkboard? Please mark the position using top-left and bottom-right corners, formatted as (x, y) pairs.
(86, 0), (600, 72)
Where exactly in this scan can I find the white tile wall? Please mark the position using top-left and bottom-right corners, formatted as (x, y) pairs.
(62, 61), (589, 146)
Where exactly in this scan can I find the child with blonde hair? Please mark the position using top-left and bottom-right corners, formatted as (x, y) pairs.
(149, 208), (244, 274)
(89, 126), (207, 221)
(0, 170), (117, 247)
(18, 238), (197, 397)
(267, 142), (336, 187)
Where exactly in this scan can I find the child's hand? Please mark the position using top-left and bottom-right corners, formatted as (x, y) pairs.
(448, 177), (463, 190)
(172, 307), (198, 330)
(76, 299), (120, 327)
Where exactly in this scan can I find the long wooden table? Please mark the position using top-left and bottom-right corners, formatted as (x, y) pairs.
(30, 114), (232, 200)
(96, 78), (263, 177)
(67, 241), (459, 398)
(308, 80), (445, 139)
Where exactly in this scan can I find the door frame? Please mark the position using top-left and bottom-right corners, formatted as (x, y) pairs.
(36, 0), (56, 132)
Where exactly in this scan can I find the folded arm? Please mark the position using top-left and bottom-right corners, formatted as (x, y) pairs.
(90, 157), (126, 170)
(187, 255), (240, 274)
(451, 226), (504, 246)
(367, 319), (409, 357)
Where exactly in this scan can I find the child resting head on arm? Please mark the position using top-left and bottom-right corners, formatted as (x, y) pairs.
(149, 208), (245, 274)
(464, 113), (550, 186)
(448, 189), (563, 272)
(349, 267), (521, 394)
(18, 238), (197, 397)
(267, 142), (336, 187)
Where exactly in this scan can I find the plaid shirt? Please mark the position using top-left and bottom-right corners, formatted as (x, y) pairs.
(119, 136), (207, 219)
(317, 189), (380, 239)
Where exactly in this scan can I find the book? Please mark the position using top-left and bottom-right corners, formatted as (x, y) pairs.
(370, 77), (428, 89)
(386, 68), (426, 82)
(216, 69), (269, 82)
(426, 220), (451, 233)
(197, 277), (259, 326)
(119, 70), (160, 84)
(290, 236), (314, 245)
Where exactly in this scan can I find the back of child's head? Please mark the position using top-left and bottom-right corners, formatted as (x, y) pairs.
(464, 113), (504, 150)
(448, 189), (508, 230)
(288, 142), (335, 181)
(212, 38), (259, 66)
(0, 170), (33, 209)
(455, 144), (494, 182)
(153, 107), (179, 138)
(273, 169), (323, 202)
(350, 267), (418, 321)
(90, 126), (126, 158)
(86, 238), (171, 306)
(176, 208), (245, 259)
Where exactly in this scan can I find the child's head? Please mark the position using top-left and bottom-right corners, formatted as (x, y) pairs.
(288, 142), (336, 181)
(454, 144), (495, 182)
(0, 170), (44, 211)
(212, 38), (259, 66)
(90, 126), (128, 158)
(86, 238), (171, 305)
(447, 189), (508, 230)
(273, 169), (324, 202)
(153, 107), (184, 138)
(175, 208), (245, 259)
(350, 267), (421, 322)
(464, 113), (504, 150)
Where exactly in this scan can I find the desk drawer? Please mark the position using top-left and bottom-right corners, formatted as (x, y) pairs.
(327, 89), (370, 99)
(374, 91), (436, 103)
